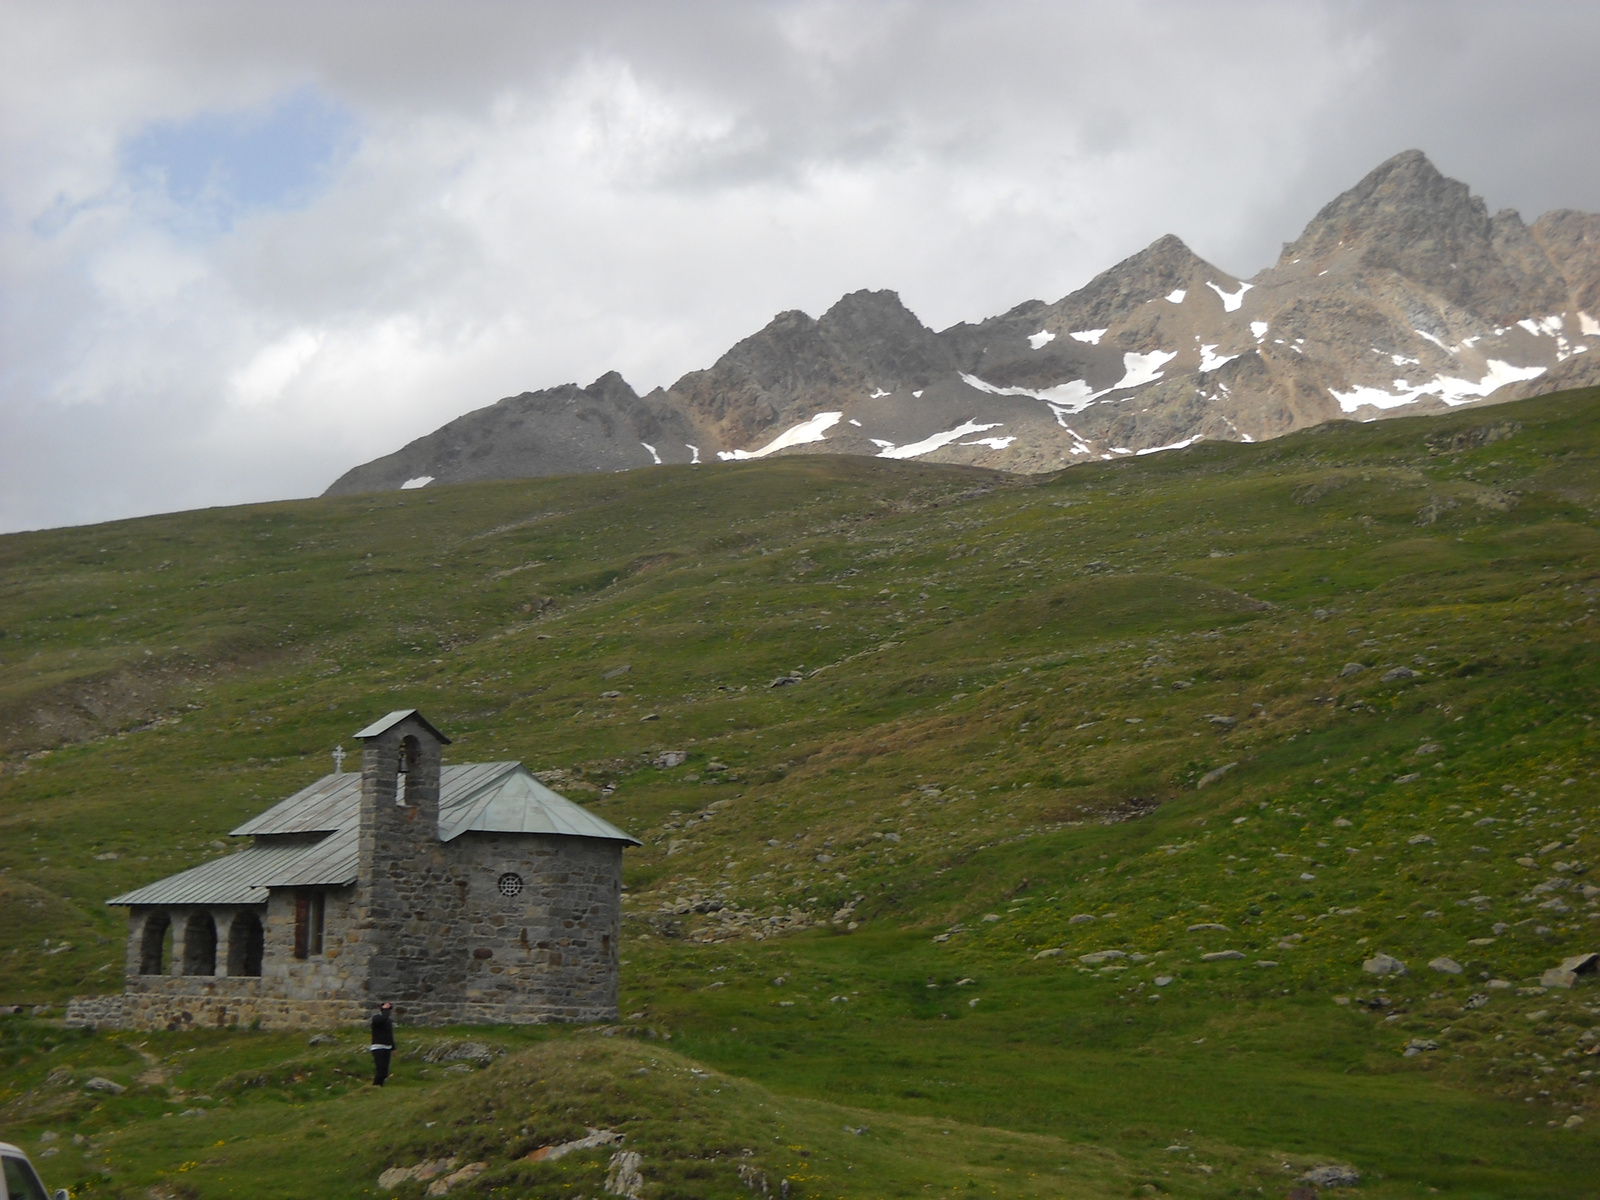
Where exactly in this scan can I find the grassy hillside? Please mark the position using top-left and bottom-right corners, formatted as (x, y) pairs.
(2, 388), (1598, 1197)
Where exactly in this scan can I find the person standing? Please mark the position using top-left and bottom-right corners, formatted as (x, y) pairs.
(370, 1001), (395, 1086)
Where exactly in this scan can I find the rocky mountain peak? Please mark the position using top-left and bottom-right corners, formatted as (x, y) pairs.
(327, 149), (1599, 498)
(1281, 150), (1566, 319)
(1049, 233), (1230, 331)
(816, 289), (953, 390)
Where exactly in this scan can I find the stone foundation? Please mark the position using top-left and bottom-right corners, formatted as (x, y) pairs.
(105, 974), (614, 1031)
(64, 993), (125, 1030)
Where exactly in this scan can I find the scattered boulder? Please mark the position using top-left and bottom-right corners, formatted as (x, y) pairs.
(737, 1162), (772, 1195)
(1362, 953), (1407, 976)
(1067, 913), (1097, 924)
(1200, 950), (1245, 962)
(1381, 666), (1417, 682)
(654, 751), (687, 768)
(1078, 950), (1127, 965)
(1562, 952), (1599, 975)
(1196, 762), (1238, 789)
(605, 1149), (645, 1198)
(1301, 1164), (1361, 1188)
(1403, 1038), (1440, 1057)
(526, 1128), (624, 1163)
(307, 1033), (335, 1046)
(423, 1041), (496, 1067)
(1033, 948), (1063, 960)
(1407, 834), (1434, 845)
(379, 1159), (458, 1189)
(1154, 975), (1174, 987)
(1339, 663), (1366, 677)
(769, 674), (803, 688)
(1186, 923), (1230, 932)
(1427, 957), (1464, 975)
(427, 1162), (487, 1197)
(83, 1077), (126, 1095)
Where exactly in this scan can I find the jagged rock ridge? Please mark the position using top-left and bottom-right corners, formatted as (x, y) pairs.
(325, 151), (1600, 496)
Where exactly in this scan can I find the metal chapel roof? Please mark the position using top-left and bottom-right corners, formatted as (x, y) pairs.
(107, 762), (637, 908)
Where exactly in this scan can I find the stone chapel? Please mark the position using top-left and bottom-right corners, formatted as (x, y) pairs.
(99, 709), (638, 1030)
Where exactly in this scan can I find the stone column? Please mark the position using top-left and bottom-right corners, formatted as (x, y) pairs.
(213, 907), (233, 978)
(169, 909), (188, 977)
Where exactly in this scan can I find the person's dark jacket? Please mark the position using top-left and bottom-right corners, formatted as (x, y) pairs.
(371, 1011), (395, 1049)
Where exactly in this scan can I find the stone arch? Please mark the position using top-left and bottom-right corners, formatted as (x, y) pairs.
(227, 911), (264, 977)
(139, 911), (171, 975)
(182, 911), (217, 976)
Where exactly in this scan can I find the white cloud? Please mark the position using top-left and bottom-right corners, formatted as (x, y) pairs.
(2, 0), (1599, 531)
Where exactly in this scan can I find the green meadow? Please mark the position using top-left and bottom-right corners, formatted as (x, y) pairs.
(2, 389), (1598, 1198)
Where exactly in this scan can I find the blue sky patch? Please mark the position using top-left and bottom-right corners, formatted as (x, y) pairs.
(121, 88), (357, 230)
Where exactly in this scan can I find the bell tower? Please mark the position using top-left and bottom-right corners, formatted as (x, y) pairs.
(352, 709), (452, 1013)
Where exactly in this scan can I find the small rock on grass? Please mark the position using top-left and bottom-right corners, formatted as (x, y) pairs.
(1362, 952), (1407, 976)
(427, 1162), (487, 1197)
(84, 1077), (126, 1095)
(1302, 1164), (1361, 1187)
(606, 1149), (645, 1199)
(1428, 956), (1464, 974)
(1196, 762), (1237, 789)
(1200, 950), (1244, 962)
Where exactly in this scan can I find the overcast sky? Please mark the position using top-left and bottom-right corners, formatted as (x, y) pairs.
(3, 0), (1598, 532)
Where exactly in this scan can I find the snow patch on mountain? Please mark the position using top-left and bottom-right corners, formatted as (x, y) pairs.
(1581, 312), (1600, 337)
(1518, 316), (1564, 337)
(1137, 435), (1204, 455)
(1206, 281), (1252, 312)
(1109, 350), (1177, 391)
(1250, 321), (1269, 341)
(1166, 289), (1187, 304)
(961, 373), (1099, 413)
(718, 411), (843, 460)
(876, 420), (1005, 460)
(641, 442), (662, 465)
(400, 476), (434, 489)
(1069, 329), (1107, 345)
(1330, 359), (1548, 413)
(1028, 330), (1056, 349)
(1198, 345), (1237, 373)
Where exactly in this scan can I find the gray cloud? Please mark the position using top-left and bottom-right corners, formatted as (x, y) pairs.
(2, 0), (1597, 530)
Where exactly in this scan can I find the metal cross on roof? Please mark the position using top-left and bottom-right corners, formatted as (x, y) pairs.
(332, 744), (347, 774)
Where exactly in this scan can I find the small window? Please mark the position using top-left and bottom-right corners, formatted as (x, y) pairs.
(497, 872), (524, 897)
(294, 892), (326, 959)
